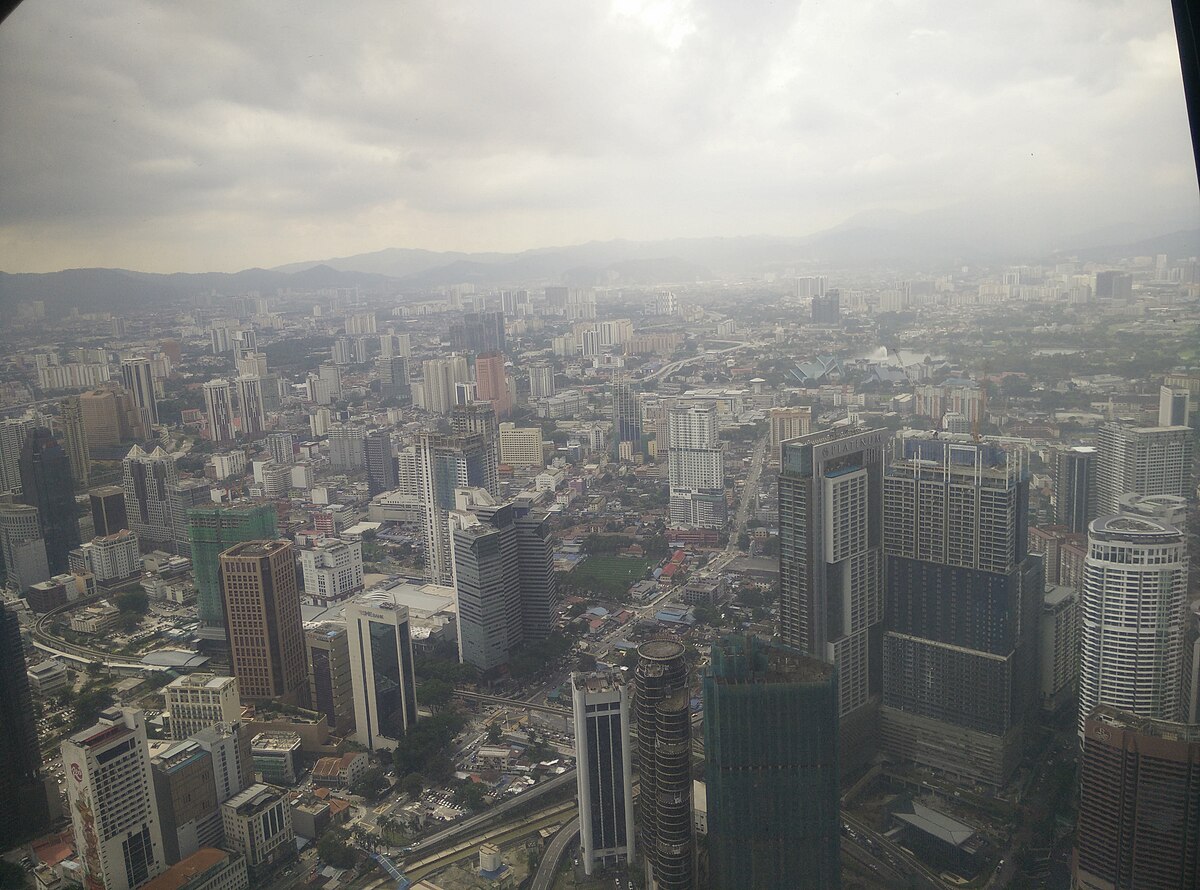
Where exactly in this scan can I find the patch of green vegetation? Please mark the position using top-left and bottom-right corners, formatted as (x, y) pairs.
(564, 555), (653, 599)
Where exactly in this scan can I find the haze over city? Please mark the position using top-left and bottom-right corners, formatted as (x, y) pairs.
(1, 0), (1199, 274)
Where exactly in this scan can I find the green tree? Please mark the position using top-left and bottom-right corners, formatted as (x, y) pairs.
(350, 767), (388, 801)
(417, 679), (454, 713)
(452, 779), (488, 812)
(401, 772), (424, 799)
(485, 723), (503, 745)
(116, 589), (149, 614)
(317, 828), (358, 868)
(0, 860), (29, 888)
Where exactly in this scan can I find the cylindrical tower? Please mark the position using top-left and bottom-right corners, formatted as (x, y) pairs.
(635, 639), (693, 890)
(1078, 515), (1189, 739)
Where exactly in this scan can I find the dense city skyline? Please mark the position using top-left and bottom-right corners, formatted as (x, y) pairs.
(2, 0), (1199, 273)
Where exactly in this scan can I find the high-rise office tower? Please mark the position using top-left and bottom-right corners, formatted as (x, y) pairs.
(1075, 707), (1200, 890)
(667, 403), (726, 529)
(169, 479), (213, 557)
(219, 540), (309, 707)
(421, 356), (470, 415)
(1077, 515), (1188, 737)
(449, 491), (525, 673)
(203, 379), (236, 443)
(880, 432), (1042, 786)
(192, 721), (254, 806)
(121, 357), (159, 432)
(317, 363), (342, 401)
(450, 310), (505, 355)
(417, 432), (496, 585)
(1159, 384), (1191, 427)
(529, 362), (555, 400)
(79, 389), (121, 449)
(150, 740), (220, 864)
(62, 708), (167, 890)
(703, 635), (839, 890)
(1054, 445), (1097, 533)
(234, 376), (266, 437)
(778, 427), (886, 774)
(305, 623), (356, 735)
(1184, 602), (1200, 725)
(265, 431), (295, 466)
(810, 290), (841, 325)
(0, 600), (51, 848)
(634, 640), (693, 890)
(571, 670), (635, 876)
(1096, 422), (1193, 517)
(236, 351), (269, 379)
(364, 429), (398, 496)
(164, 674), (243, 740)
(451, 403), (500, 490)
(377, 355), (411, 403)
(123, 445), (180, 551)
(767, 406), (812, 457)
(19, 427), (81, 574)
(327, 422), (366, 469)
(514, 505), (559, 641)
(612, 377), (641, 459)
(0, 416), (33, 494)
(60, 395), (91, 488)
(474, 351), (512, 419)
(345, 595), (418, 750)
(0, 503), (51, 589)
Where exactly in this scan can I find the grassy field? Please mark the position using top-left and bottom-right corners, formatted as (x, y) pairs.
(568, 556), (655, 600)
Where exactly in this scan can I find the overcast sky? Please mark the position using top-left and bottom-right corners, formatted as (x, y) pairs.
(1, 0), (1198, 273)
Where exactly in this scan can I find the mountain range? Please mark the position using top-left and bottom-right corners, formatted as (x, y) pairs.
(2, 215), (1196, 314)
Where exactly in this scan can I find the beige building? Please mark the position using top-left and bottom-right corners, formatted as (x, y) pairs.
(220, 785), (294, 877)
(768, 406), (813, 455)
(498, 424), (544, 467)
(165, 675), (243, 740)
(140, 848), (248, 890)
(219, 541), (309, 707)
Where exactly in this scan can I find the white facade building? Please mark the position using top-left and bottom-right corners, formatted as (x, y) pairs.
(165, 674), (243, 740)
(498, 424), (544, 468)
(62, 708), (167, 890)
(203, 380), (236, 443)
(668, 403), (726, 529)
(299, 538), (364, 605)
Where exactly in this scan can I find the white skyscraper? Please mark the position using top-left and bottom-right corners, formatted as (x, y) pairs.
(1096, 422), (1193, 517)
(345, 595), (418, 751)
(420, 356), (470, 415)
(529, 362), (555, 400)
(571, 670), (635, 876)
(417, 432), (495, 585)
(0, 416), (33, 494)
(203, 379), (236, 443)
(234, 376), (266, 437)
(668, 403), (726, 529)
(1078, 515), (1189, 738)
(62, 708), (167, 890)
(120, 357), (159, 432)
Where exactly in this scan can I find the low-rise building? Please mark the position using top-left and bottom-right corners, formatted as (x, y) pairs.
(27, 659), (69, 696)
(250, 732), (301, 785)
(298, 537), (364, 605)
(69, 601), (120, 634)
(310, 752), (369, 789)
(140, 848), (248, 890)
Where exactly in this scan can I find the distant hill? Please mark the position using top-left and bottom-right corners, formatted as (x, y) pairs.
(1051, 228), (1200, 263)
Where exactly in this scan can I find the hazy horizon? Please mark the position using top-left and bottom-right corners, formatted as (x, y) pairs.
(2, 0), (1199, 274)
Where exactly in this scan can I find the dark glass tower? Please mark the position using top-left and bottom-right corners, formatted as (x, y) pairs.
(635, 640), (693, 890)
(703, 635), (840, 890)
(364, 429), (399, 496)
(0, 600), (50, 847)
(18, 427), (80, 574)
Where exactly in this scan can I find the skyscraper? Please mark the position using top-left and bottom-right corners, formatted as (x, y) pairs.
(19, 427), (81, 574)
(1077, 515), (1188, 737)
(327, 422), (366, 470)
(449, 310), (505, 355)
(0, 416), (33, 495)
(880, 432), (1042, 786)
(165, 674), (243, 740)
(420, 356), (470, 415)
(0, 600), (51, 848)
(364, 429), (398, 496)
(450, 403), (500, 491)
(612, 377), (641, 459)
(571, 670), (635, 876)
(703, 635), (839, 890)
(219, 540), (310, 707)
(305, 623), (356, 735)
(123, 445), (180, 551)
(448, 491), (524, 673)
(345, 595), (418, 750)
(376, 355), (411, 403)
(60, 395), (91, 489)
(667, 402), (726, 529)
(79, 388), (121, 449)
(0, 502), (51, 590)
(810, 290), (841, 325)
(767, 406), (812, 457)
(529, 362), (555, 400)
(474, 351), (512, 419)
(514, 506), (559, 642)
(1096, 422), (1193, 517)
(234, 376), (266, 437)
(62, 708), (168, 890)
(265, 431), (295, 466)
(1075, 707), (1200, 890)
(121, 357), (159, 432)
(634, 640), (693, 890)
(1159, 384), (1191, 427)
(150, 740), (220, 864)
(203, 379), (236, 443)
(1054, 445), (1096, 533)
(778, 427), (886, 774)
(417, 432), (496, 585)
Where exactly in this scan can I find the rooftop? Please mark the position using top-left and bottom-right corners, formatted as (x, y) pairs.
(140, 848), (234, 890)
(251, 731), (302, 751)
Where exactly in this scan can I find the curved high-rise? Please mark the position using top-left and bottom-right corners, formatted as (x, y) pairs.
(1078, 516), (1189, 738)
(634, 640), (693, 890)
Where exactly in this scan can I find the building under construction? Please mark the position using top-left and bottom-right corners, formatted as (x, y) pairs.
(635, 639), (693, 890)
(703, 635), (840, 890)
